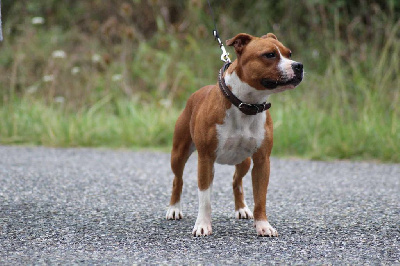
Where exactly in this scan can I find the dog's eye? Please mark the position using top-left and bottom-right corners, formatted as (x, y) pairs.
(263, 52), (276, 59)
(289, 51), (292, 58)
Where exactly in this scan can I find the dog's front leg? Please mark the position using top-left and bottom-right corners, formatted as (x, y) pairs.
(192, 155), (214, 236)
(252, 153), (278, 237)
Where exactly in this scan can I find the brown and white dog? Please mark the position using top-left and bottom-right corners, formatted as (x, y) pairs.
(166, 33), (303, 236)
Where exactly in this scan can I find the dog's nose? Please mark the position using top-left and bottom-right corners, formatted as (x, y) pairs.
(292, 62), (303, 74)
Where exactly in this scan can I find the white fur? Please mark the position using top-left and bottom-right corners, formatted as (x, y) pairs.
(254, 220), (278, 236)
(166, 201), (183, 220)
(235, 205), (254, 219)
(215, 72), (268, 165)
(226, 71), (271, 103)
(193, 186), (213, 236)
(276, 45), (296, 80)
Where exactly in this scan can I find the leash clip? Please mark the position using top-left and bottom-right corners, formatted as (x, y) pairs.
(220, 45), (231, 63)
(213, 30), (231, 63)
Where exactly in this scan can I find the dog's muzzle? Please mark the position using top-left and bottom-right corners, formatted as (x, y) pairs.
(261, 62), (304, 89)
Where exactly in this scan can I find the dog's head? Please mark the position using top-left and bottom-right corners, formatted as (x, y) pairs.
(226, 33), (303, 93)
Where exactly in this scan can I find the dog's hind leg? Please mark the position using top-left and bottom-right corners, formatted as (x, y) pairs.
(166, 111), (194, 220)
(233, 157), (253, 219)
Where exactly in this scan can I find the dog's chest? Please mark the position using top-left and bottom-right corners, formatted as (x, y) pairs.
(215, 107), (266, 165)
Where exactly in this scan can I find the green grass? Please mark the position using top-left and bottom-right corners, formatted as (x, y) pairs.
(0, 98), (179, 149)
(1, 74), (399, 162)
(1, 29), (399, 162)
(271, 96), (399, 162)
(0, 1), (399, 162)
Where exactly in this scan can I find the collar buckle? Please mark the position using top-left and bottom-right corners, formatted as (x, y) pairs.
(238, 103), (259, 114)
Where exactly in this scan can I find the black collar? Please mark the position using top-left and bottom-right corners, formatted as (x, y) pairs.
(218, 62), (271, 116)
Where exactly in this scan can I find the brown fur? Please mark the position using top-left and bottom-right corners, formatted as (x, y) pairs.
(167, 33), (300, 236)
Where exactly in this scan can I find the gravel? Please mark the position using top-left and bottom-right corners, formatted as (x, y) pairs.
(0, 145), (399, 264)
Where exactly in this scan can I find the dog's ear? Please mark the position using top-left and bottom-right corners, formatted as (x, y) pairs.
(226, 33), (253, 55)
(261, 33), (278, 40)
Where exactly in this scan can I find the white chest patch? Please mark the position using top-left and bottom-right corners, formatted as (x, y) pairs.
(215, 72), (268, 165)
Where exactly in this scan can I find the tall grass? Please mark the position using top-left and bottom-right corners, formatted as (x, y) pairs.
(0, 1), (399, 162)
(0, 98), (178, 148)
(269, 19), (400, 162)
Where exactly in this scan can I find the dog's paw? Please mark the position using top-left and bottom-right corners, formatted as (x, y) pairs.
(166, 203), (183, 220)
(254, 220), (278, 237)
(192, 220), (212, 236)
(235, 206), (254, 219)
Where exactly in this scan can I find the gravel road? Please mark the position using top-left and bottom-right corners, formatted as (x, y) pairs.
(0, 146), (399, 264)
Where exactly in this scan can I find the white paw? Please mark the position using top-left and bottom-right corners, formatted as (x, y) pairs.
(254, 220), (278, 237)
(235, 206), (254, 219)
(166, 202), (183, 220)
(192, 220), (212, 236)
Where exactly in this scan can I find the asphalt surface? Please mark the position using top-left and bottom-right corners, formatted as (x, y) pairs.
(0, 145), (399, 264)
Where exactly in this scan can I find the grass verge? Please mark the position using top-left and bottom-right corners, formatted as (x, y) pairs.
(1, 88), (398, 163)
(0, 98), (179, 149)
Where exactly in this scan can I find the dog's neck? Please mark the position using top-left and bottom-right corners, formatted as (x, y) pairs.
(224, 70), (270, 105)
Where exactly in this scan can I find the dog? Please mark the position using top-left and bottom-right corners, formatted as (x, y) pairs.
(166, 33), (303, 236)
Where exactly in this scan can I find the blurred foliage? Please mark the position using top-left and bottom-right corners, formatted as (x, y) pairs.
(0, 0), (399, 161)
(1, 0), (399, 106)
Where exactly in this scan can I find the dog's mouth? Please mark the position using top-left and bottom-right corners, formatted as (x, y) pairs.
(261, 75), (303, 90)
